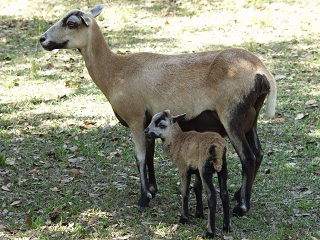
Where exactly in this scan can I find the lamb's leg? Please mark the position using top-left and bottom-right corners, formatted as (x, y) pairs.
(180, 171), (191, 224)
(218, 149), (231, 232)
(145, 137), (158, 197)
(194, 171), (204, 218)
(200, 164), (216, 238)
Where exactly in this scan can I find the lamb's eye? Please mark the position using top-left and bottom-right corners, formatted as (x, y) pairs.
(158, 123), (166, 129)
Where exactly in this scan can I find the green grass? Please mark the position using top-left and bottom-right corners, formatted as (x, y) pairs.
(1, 0), (319, 239)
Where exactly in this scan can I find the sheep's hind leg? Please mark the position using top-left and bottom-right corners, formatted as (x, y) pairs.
(228, 131), (256, 217)
(200, 163), (216, 238)
(179, 171), (191, 224)
(218, 150), (231, 232)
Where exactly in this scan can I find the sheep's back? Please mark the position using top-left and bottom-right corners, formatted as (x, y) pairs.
(172, 131), (226, 170)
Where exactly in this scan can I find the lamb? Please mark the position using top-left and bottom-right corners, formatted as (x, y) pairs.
(144, 110), (230, 238)
(39, 4), (277, 216)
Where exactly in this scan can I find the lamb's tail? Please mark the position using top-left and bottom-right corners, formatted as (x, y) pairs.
(209, 145), (226, 173)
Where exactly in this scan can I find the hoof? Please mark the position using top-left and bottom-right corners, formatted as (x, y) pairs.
(223, 224), (232, 232)
(232, 203), (249, 217)
(233, 189), (241, 203)
(149, 184), (158, 198)
(205, 231), (215, 239)
(195, 212), (204, 219)
(179, 217), (189, 224)
(137, 205), (148, 212)
(137, 192), (153, 212)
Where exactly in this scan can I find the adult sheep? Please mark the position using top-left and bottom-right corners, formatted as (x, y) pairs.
(39, 4), (277, 216)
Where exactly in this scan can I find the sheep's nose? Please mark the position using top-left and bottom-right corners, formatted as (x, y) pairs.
(39, 35), (46, 44)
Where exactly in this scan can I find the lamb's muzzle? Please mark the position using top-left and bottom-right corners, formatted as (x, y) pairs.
(39, 4), (277, 216)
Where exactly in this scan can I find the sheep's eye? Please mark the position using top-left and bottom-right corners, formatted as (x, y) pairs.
(158, 123), (167, 129)
(67, 21), (78, 29)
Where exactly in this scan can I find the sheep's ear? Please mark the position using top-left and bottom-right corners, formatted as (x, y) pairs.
(164, 109), (171, 116)
(80, 16), (90, 27)
(88, 4), (104, 17)
(172, 113), (186, 123)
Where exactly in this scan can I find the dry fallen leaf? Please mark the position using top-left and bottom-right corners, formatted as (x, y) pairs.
(305, 99), (317, 106)
(29, 168), (39, 173)
(89, 193), (100, 198)
(50, 187), (60, 192)
(70, 168), (81, 174)
(275, 117), (286, 123)
(295, 113), (308, 120)
(11, 200), (21, 206)
(88, 215), (99, 226)
(25, 214), (33, 227)
(69, 146), (78, 152)
(1, 185), (10, 192)
(5, 158), (15, 165)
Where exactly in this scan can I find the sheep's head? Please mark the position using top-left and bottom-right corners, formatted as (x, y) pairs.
(144, 110), (186, 139)
(39, 4), (104, 51)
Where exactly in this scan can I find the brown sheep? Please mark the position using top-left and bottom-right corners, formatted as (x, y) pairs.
(145, 110), (230, 238)
(39, 4), (277, 216)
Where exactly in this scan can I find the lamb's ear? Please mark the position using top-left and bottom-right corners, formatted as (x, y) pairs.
(164, 109), (171, 117)
(88, 4), (104, 18)
(172, 113), (186, 123)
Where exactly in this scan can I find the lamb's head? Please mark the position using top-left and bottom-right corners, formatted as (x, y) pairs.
(39, 4), (104, 51)
(144, 110), (186, 139)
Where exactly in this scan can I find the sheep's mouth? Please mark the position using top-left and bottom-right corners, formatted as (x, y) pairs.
(41, 40), (69, 51)
(145, 132), (159, 139)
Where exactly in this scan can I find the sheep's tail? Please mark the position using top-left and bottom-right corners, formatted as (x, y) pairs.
(209, 144), (226, 173)
(265, 72), (277, 119)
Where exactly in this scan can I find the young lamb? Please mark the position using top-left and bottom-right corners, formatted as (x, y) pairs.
(144, 110), (231, 238)
(39, 4), (277, 216)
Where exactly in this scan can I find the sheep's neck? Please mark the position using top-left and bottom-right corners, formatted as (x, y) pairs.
(79, 21), (119, 98)
(163, 124), (182, 158)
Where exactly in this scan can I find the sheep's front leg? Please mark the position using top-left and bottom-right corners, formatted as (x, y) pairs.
(132, 128), (153, 211)
(194, 171), (204, 218)
(200, 164), (216, 238)
(217, 150), (231, 232)
(179, 170), (191, 224)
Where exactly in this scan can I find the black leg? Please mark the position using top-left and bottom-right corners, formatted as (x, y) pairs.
(179, 171), (191, 224)
(200, 163), (216, 237)
(218, 148), (231, 232)
(194, 171), (204, 218)
(145, 137), (157, 197)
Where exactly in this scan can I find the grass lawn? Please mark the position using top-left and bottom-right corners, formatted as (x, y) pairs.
(0, 0), (319, 239)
